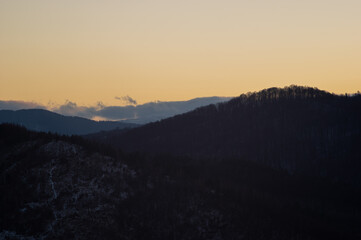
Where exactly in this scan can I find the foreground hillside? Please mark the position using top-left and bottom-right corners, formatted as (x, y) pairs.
(1, 124), (361, 239)
(0, 124), (135, 239)
(0, 109), (137, 135)
(102, 86), (361, 184)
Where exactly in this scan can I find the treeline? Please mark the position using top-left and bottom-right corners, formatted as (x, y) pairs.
(0, 123), (118, 158)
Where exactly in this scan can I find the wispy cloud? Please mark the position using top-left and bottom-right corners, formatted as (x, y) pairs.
(114, 95), (137, 105)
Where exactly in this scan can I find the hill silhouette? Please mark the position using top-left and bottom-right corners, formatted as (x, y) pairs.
(99, 86), (361, 184)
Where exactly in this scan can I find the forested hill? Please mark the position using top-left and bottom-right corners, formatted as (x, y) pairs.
(105, 86), (361, 183)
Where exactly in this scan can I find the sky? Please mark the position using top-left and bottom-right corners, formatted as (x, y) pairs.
(1, 0), (360, 106)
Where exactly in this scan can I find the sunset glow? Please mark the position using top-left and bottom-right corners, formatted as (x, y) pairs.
(1, 0), (360, 105)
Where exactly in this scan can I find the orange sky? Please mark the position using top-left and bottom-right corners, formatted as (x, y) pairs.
(1, 0), (360, 105)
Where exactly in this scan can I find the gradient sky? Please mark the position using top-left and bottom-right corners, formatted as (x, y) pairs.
(1, 0), (360, 105)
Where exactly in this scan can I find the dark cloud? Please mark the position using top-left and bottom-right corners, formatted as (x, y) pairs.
(0, 100), (45, 110)
(115, 96), (137, 105)
(52, 100), (99, 119)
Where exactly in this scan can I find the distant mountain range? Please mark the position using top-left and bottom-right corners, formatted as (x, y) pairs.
(0, 109), (137, 135)
(96, 86), (361, 184)
(0, 97), (232, 124)
(0, 96), (233, 135)
(91, 97), (233, 124)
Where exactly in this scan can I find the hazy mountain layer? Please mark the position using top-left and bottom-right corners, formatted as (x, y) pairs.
(0, 97), (232, 124)
(57, 97), (233, 124)
(0, 109), (137, 135)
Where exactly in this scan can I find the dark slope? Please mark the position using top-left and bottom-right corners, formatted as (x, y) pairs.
(0, 124), (135, 239)
(106, 86), (361, 182)
(0, 109), (137, 135)
(2, 123), (361, 239)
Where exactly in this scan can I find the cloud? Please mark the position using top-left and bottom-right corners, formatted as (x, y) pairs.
(115, 95), (137, 105)
(52, 100), (100, 119)
(0, 100), (45, 110)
